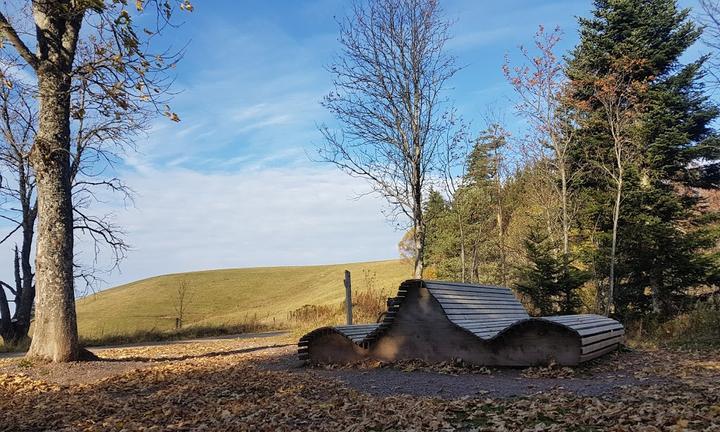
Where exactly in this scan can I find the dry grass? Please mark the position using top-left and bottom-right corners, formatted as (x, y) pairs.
(626, 295), (720, 349)
(80, 315), (272, 347)
(287, 269), (392, 336)
(75, 260), (410, 344)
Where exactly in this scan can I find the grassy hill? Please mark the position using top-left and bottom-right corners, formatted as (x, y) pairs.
(76, 259), (412, 343)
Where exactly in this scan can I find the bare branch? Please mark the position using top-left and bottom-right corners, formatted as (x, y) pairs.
(0, 11), (38, 69)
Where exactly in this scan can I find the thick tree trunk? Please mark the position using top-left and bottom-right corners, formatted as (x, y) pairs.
(26, 69), (79, 362)
(19, 1), (84, 362)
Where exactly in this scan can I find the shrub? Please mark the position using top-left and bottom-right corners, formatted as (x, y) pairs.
(626, 295), (720, 348)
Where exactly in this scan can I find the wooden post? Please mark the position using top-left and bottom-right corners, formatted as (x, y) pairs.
(344, 270), (352, 325)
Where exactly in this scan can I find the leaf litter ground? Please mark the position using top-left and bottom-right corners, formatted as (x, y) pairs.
(0, 335), (718, 431)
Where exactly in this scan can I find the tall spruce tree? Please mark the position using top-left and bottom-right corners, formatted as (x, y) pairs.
(423, 126), (511, 284)
(567, 0), (720, 318)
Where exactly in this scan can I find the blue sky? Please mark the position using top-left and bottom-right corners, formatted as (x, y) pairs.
(2, 0), (708, 292)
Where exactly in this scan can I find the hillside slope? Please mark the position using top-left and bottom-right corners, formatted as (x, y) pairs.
(76, 260), (411, 340)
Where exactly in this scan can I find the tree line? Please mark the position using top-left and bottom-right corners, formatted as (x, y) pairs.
(322, 0), (720, 321)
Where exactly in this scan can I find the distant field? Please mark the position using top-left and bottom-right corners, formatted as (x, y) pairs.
(76, 260), (412, 342)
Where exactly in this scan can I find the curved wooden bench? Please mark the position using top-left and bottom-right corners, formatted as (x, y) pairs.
(298, 279), (624, 366)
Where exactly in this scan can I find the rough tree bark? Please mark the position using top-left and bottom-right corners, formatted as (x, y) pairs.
(0, 1), (188, 360)
(24, 3), (83, 360)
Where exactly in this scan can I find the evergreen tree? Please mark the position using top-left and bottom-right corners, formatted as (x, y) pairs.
(515, 231), (587, 315)
(567, 0), (720, 317)
(423, 125), (512, 284)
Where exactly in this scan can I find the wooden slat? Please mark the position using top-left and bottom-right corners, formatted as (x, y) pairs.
(565, 320), (623, 331)
(335, 329), (376, 336)
(446, 311), (529, 317)
(427, 285), (519, 297)
(335, 327), (378, 333)
(544, 314), (606, 323)
(439, 305), (528, 313)
(552, 316), (616, 327)
(334, 324), (378, 330)
(581, 335), (623, 353)
(434, 300), (528, 309)
(581, 329), (624, 345)
(430, 292), (520, 302)
(429, 289), (520, 300)
(575, 323), (624, 336)
(447, 313), (530, 321)
(425, 282), (515, 294)
(457, 318), (525, 326)
(580, 343), (619, 362)
(460, 323), (519, 332)
(451, 317), (523, 325)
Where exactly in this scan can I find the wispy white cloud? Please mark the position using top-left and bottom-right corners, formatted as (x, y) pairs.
(97, 165), (401, 287)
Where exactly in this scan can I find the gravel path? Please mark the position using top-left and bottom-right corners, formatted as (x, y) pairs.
(306, 366), (659, 398)
(261, 349), (669, 399)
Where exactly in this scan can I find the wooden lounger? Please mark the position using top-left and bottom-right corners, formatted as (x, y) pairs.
(298, 279), (624, 366)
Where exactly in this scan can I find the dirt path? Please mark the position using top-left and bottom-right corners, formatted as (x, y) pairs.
(0, 330), (289, 359)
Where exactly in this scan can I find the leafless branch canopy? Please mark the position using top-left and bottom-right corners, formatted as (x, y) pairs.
(318, 0), (462, 224)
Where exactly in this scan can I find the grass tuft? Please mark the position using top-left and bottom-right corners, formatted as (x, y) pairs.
(626, 295), (720, 349)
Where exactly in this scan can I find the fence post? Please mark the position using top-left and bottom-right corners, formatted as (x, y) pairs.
(344, 270), (352, 325)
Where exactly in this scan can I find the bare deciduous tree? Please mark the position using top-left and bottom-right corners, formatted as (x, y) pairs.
(0, 0), (190, 361)
(0, 50), (141, 345)
(173, 279), (192, 329)
(699, 0), (720, 88)
(585, 58), (647, 315)
(504, 26), (578, 259)
(318, 0), (462, 278)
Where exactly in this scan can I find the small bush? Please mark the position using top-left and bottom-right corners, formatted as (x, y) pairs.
(627, 295), (720, 349)
(287, 305), (336, 323)
(288, 273), (391, 336)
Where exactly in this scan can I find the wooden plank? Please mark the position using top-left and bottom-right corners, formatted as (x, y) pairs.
(439, 305), (528, 313)
(446, 310), (529, 317)
(335, 324), (378, 329)
(433, 296), (525, 305)
(453, 318), (520, 327)
(575, 323), (625, 336)
(425, 281), (515, 294)
(451, 317), (524, 324)
(549, 316), (616, 327)
(430, 290), (519, 300)
(435, 297), (526, 306)
(428, 287), (519, 297)
(447, 313), (530, 321)
(429, 288), (520, 299)
(543, 314), (606, 323)
(545, 317), (611, 325)
(336, 329), (376, 337)
(580, 341), (620, 360)
(565, 320), (623, 331)
(459, 322), (519, 331)
(581, 329), (625, 345)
